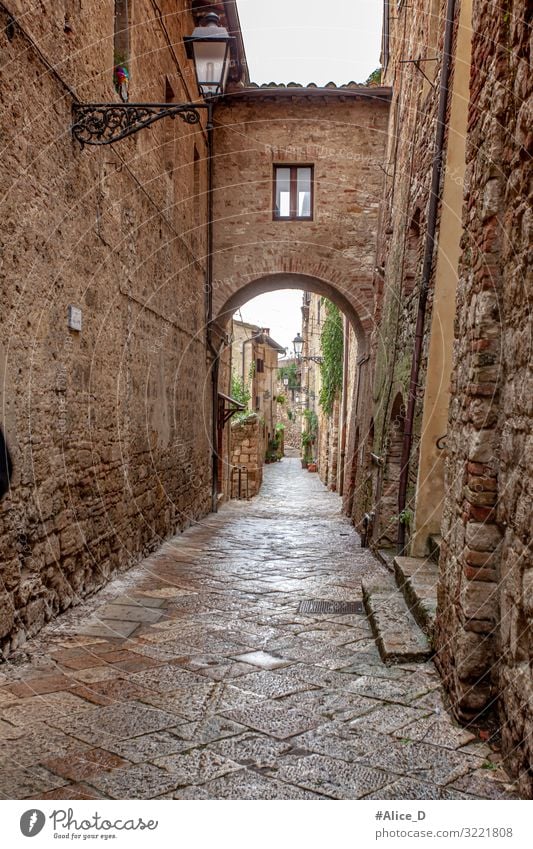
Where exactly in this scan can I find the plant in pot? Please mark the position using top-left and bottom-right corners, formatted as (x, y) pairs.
(301, 409), (318, 468)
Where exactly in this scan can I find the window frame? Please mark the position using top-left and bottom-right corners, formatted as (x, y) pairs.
(273, 164), (314, 222)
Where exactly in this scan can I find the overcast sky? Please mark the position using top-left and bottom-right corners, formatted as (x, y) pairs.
(236, 0), (383, 350)
(237, 0), (383, 86)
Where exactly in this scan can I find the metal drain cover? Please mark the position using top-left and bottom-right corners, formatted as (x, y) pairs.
(298, 600), (364, 615)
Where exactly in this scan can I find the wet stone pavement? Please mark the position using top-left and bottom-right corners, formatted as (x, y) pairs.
(0, 460), (519, 800)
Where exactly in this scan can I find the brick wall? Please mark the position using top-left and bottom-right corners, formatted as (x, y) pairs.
(351, 0), (452, 543)
(211, 92), (389, 343)
(436, 0), (533, 796)
(230, 415), (264, 498)
(0, 2), (212, 653)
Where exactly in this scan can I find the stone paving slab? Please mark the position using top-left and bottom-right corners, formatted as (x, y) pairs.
(198, 769), (325, 799)
(0, 459), (519, 799)
(272, 753), (391, 799)
(222, 700), (323, 739)
(362, 583), (432, 663)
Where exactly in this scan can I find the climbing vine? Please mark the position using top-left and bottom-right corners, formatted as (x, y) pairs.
(230, 372), (251, 423)
(278, 362), (299, 389)
(319, 300), (344, 416)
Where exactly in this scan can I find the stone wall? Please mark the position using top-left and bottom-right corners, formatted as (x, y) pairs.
(436, 0), (533, 796)
(350, 0), (453, 543)
(318, 398), (340, 491)
(230, 415), (264, 498)
(211, 91), (390, 344)
(0, 2), (212, 653)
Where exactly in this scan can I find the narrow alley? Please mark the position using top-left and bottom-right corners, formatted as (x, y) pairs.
(0, 461), (517, 800)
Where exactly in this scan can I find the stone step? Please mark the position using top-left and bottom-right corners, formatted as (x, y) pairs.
(394, 555), (438, 639)
(362, 577), (432, 664)
(428, 534), (442, 564)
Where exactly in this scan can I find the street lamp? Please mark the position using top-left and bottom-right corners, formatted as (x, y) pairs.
(185, 13), (233, 99)
(292, 332), (323, 364)
(72, 13), (234, 146)
(283, 376), (289, 387)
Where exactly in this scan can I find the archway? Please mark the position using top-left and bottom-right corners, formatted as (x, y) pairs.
(213, 272), (368, 353)
(212, 275), (368, 510)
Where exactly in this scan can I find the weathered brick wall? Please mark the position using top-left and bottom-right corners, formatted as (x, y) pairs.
(211, 92), (389, 344)
(436, 0), (532, 796)
(0, 2), (212, 653)
(230, 415), (264, 498)
(348, 1), (450, 540)
(318, 398), (340, 491)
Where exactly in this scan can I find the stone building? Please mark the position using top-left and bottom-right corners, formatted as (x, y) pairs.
(346, 0), (532, 794)
(0, 1), (389, 657)
(230, 319), (285, 440)
(0, 0), (241, 652)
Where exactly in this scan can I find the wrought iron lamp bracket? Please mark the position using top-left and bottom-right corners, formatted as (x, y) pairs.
(296, 355), (324, 364)
(72, 101), (211, 147)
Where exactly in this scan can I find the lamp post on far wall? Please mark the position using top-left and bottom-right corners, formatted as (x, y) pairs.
(292, 332), (323, 364)
(72, 13), (234, 146)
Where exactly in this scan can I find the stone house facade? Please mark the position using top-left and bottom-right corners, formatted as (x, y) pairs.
(0, 0), (230, 652)
(273, 359), (302, 453)
(348, 0), (532, 794)
(230, 320), (285, 441)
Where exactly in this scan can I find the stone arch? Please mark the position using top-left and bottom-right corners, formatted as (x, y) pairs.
(213, 271), (371, 353)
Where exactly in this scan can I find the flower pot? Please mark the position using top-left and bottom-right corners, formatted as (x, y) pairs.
(307, 463), (317, 473)
(301, 459), (308, 469)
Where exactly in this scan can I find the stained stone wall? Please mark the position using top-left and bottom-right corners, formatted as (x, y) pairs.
(436, 0), (533, 796)
(210, 90), (390, 341)
(347, 0), (452, 538)
(0, 2), (212, 653)
(230, 416), (264, 498)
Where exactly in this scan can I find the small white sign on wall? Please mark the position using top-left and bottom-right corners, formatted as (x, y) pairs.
(67, 305), (82, 332)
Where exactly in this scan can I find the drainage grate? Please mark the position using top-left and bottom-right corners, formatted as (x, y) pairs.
(298, 600), (364, 615)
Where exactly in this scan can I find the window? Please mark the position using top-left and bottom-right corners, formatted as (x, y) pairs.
(273, 165), (313, 220)
(256, 358), (264, 374)
(114, 1), (131, 101)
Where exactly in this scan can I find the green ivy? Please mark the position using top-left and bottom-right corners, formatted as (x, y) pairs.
(319, 300), (343, 416)
(231, 372), (251, 423)
(364, 67), (382, 86)
(278, 362), (299, 389)
(301, 409), (318, 462)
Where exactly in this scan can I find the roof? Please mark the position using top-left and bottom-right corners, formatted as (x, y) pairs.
(258, 333), (286, 354)
(222, 83), (392, 102)
(233, 320), (286, 354)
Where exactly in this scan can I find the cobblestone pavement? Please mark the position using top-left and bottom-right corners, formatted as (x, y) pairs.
(0, 460), (519, 799)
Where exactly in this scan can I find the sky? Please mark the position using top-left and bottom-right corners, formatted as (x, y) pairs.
(236, 290), (303, 356)
(235, 1), (383, 347)
(237, 0), (383, 86)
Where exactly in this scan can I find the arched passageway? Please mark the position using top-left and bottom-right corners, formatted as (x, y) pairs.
(212, 275), (371, 515)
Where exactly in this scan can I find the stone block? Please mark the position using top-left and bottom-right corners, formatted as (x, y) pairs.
(455, 629), (493, 680)
(465, 522), (502, 552)
(460, 578), (498, 621)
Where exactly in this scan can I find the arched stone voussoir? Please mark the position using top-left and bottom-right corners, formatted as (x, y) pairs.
(212, 270), (373, 353)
